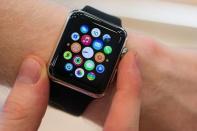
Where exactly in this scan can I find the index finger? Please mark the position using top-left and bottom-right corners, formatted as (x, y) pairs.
(104, 52), (141, 131)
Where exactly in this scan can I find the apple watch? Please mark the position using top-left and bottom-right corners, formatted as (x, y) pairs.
(48, 6), (127, 116)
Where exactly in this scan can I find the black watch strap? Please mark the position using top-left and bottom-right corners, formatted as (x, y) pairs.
(82, 6), (122, 26)
(49, 81), (93, 116)
(49, 6), (122, 116)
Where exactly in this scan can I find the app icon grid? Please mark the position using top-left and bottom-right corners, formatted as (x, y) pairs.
(63, 24), (112, 81)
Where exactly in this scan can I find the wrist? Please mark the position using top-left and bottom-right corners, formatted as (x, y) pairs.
(0, 0), (68, 85)
(20, 1), (69, 63)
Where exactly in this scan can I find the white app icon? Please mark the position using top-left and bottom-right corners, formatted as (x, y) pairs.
(91, 28), (101, 37)
(82, 47), (94, 59)
(75, 68), (85, 78)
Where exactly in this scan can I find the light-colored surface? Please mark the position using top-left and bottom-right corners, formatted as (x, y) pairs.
(0, 0), (197, 131)
(168, 0), (197, 4)
(60, 0), (197, 28)
(0, 85), (10, 111)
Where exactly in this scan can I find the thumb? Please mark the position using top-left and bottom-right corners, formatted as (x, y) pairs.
(0, 56), (49, 131)
(104, 52), (142, 131)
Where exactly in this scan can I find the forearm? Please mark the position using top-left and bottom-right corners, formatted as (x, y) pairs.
(0, 0), (67, 85)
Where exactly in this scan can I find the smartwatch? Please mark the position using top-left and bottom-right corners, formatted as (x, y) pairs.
(48, 6), (127, 116)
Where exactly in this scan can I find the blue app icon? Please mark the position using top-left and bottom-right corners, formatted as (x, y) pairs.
(71, 32), (80, 41)
(65, 63), (73, 71)
(96, 64), (105, 73)
(103, 34), (111, 43)
(92, 39), (103, 50)
(80, 25), (89, 34)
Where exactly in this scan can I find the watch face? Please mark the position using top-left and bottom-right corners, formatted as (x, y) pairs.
(49, 11), (127, 95)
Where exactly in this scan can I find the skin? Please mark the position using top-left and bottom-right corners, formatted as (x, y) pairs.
(0, 0), (197, 131)
(0, 56), (49, 131)
(0, 53), (141, 131)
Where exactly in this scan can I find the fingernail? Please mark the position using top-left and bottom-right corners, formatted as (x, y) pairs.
(16, 58), (41, 84)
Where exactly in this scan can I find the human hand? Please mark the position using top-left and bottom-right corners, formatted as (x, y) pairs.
(0, 56), (49, 131)
(0, 52), (142, 131)
(127, 33), (197, 131)
(104, 52), (142, 131)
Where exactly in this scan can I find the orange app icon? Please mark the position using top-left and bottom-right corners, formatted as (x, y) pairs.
(95, 52), (105, 63)
(71, 42), (81, 53)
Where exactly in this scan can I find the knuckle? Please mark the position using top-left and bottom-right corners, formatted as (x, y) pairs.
(2, 100), (29, 121)
(142, 37), (160, 54)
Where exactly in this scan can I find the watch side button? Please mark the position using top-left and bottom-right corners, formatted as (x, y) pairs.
(121, 47), (128, 57)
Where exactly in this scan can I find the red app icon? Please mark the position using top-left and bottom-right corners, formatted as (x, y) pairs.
(81, 35), (92, 46)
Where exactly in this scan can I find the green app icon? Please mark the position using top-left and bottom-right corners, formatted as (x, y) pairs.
(87, 72), (96, 81)
(73, 56), (83, 66)
(104, 46), (112, 55)
(63, 51), (72, 60)
(84, 60), (95, 71)
(74, 57), (82, 65)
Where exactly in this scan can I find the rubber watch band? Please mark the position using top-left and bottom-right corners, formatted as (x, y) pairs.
(49, 81), (93, 116)
(82, 6), (122, 27)
(49, 6), (122, 116)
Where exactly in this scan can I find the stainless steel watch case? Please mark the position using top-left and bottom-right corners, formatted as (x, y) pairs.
(48, 9), (128, 98)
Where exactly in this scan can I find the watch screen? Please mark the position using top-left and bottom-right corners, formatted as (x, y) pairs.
(49, 11), (126, 94)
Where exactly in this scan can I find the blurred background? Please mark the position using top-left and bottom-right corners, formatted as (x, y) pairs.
(0, 0), (197, 131)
